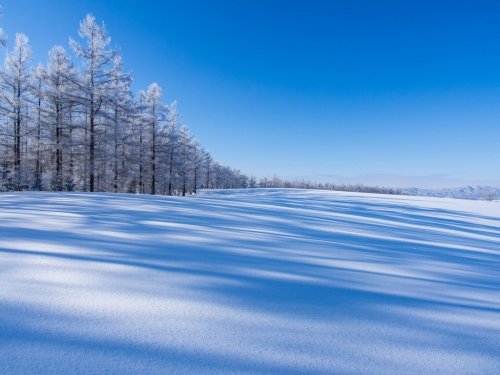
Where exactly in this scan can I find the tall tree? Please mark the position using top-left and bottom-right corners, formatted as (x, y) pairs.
(0, 33), (31, 190)
(177, 125), (193, 196)
(143, 82), (167, 195)
(165, 100), (179, 195)
(70, 14), (118, 192)
(107, 54), (131, 192)
(44, 45), (76, 190)
(30, 64), (45, 190)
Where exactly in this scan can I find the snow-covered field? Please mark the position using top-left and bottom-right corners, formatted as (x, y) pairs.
(0, 189), (499, 374)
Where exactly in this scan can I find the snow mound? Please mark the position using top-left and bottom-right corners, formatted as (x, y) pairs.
(1, 190), (499, 374)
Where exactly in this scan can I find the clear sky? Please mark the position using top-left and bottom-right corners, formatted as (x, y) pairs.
(2, 0), (499, 188)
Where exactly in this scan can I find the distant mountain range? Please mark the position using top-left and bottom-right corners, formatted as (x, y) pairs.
(403, 185), (500, 201)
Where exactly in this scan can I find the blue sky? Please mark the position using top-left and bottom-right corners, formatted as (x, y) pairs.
(2, 0), (499, 187)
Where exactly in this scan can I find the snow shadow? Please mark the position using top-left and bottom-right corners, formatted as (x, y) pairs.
(0, 189), (499, 374)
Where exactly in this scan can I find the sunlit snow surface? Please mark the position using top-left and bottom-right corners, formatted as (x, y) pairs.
(0, 189), (499, 374)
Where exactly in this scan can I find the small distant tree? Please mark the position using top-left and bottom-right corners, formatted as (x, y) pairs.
(484, 191), (497, 201)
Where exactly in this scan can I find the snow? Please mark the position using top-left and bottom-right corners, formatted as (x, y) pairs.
(0, 189), (499, 374)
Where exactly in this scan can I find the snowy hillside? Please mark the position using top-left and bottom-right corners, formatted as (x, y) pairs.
(1, 189), (499, 374)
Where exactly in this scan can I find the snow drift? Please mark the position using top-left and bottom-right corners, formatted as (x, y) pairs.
(0, 189), (499, 374)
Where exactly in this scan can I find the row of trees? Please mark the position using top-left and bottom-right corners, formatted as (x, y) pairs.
(0, 13), (406, 198)
(0, 14), (247, 195)
(256, 176), (403, 195)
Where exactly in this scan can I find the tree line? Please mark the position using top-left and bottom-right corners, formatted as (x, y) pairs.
(254, 176), (403, 195)
(0, 13), (405, 197)
(0, 14), (247, 195)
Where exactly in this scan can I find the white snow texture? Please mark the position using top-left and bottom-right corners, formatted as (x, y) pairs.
(0, 189), (499, 374)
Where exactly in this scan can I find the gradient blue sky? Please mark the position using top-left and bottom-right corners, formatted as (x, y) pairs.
(2, 0), (499, 187)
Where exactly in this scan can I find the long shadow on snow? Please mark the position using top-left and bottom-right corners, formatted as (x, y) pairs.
(1, 191), (500, 372)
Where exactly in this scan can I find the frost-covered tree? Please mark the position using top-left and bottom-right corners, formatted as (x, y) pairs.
(143, 82), (168, 194)
(105, 54), (131, 192)
(30, 64), (45, 190)
(203, 151), (212, 189)
(0, 33), (31, 190)
(177, 125), (194, 196)
(164, 100), (178, 195)
(70, 14), (119, 192)
(0, 13), (249, 195)
(43, 46), (77, 190)
(0, 6), (7, 48)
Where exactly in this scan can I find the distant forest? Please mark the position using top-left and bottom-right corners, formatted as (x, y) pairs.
(0, 14), (402, 196)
